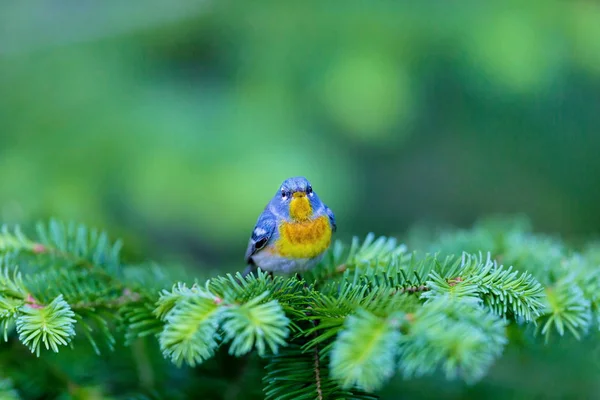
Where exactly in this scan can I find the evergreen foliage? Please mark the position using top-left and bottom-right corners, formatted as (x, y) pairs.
(0, 378), (20, 400)
(0, 216), (599, 399)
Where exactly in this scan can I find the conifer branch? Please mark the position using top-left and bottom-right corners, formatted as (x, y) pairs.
(155, 277), (293, 367)
(313, 340), (323, 400)
(539, 274), (592, 341)
(397, 296), (507, 383)
(33, 220), (122, 273)
(0, 378), (20, 400)
(0, 221), (159, 358)
(262, 344), (376, 400)
(329, 309), (403, 392)
(2, 217), (599, 398)
(16, 295), (76, 357)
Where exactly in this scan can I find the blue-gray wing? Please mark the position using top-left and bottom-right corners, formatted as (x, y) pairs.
(244, 212), (277, 264)
(325, 205), (336, 232)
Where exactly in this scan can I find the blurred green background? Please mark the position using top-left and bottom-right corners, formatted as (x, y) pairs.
(2, 1), (600, 267)
(2, 1), (600, 398)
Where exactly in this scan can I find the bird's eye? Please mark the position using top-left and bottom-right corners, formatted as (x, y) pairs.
(281, 189), (287, 199)
(307, 186), (313, 195)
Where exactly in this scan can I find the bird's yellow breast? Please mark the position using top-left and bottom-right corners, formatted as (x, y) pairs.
(276, 215), (332, 259)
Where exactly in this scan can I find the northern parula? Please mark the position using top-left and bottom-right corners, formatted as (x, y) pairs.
(243, 176), (336, 277)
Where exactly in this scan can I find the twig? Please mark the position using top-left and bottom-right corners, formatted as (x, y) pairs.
(70, 288), (142, 310)
(312, 324), (323, 400)
(399, 285), (429, 293)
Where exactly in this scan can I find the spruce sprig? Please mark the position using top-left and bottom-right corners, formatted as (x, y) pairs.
(0, 217), (598, 399)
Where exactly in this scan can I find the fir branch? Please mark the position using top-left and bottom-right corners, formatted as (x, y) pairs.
(263, 344), (377, 400)
(410, 217), (597, 340)
(345, 233), (409, 270)
(3, 216), (596, 398)
(207, 271), (309, 318)
(156, 278), (295, 366)
(154, 282), (202, 321)
(561, 253), (600, 328)
(539, 273), (592, 342)
(36, 268), (161, 356)
(0, 223), (160, 357)
(0, 255), (29, 301)
(120, 302), (164, 346)
(397, 296), (507, 383)
(34, 219), (122, 273)
(0, 225), (38, 255)
(221, 291), (290, 357)
(23, 267), (124, 306)
(0, 378), (20, 400)
(313, 340), (323, 400)
(302, 283), (418, 353)
(0, 257), (30, 342)
(329, 309), (403, 392)
(501, 230), (565, 283)
(423, 253), (545, 321)
(158, 288), (223, 367)
(15, 295), (77, 357)
(307, 233), (410, 282)
(314, 234), (543, 323)
(0, 220), (122, 277)
(73, 312), (115, 355)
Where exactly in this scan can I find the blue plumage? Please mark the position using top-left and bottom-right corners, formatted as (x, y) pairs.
(243, 176), (336, 276)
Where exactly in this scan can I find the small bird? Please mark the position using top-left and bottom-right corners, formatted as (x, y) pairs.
(243, 176), (336, 277)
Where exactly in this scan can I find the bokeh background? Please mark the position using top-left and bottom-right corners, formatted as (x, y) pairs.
(2, 1), (600, 398)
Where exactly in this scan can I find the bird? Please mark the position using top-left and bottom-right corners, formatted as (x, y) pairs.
(243, 176), (336, 278)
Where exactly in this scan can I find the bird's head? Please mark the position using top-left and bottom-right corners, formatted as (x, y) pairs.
(277, 176), (318, 221)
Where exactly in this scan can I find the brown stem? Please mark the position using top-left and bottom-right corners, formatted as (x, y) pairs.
(447, 277), (464, 287)
(70, 288), (141, 310)
(312, 325), (323, 400)
(399, 285), (429, 294)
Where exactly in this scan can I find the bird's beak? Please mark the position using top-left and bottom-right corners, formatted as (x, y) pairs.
(292, 191), (306, 198)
